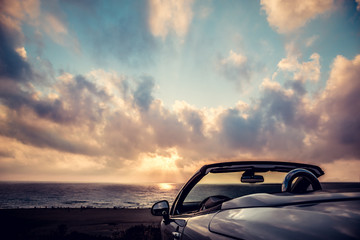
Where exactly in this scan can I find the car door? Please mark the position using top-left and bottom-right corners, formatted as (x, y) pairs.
(161, 217), (187, 240)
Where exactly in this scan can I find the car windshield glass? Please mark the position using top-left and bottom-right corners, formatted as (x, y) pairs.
(184, 171), (287, 203)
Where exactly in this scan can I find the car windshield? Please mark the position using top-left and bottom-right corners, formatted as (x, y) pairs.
(183, 170), (287, 205)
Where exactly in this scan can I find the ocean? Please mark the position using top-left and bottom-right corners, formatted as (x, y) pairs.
(0, 182), (183, 209)
(1, 181), (359, 209)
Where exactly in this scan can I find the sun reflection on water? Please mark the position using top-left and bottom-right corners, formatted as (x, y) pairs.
(158, 183), (174, 190)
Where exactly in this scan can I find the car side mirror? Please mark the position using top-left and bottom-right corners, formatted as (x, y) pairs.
(151, 200), (170, 221)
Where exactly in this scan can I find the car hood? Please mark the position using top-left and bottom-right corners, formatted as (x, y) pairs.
(210, 192), (360, 240)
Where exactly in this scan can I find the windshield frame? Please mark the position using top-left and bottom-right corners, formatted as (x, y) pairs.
(170, 161), (324, 216)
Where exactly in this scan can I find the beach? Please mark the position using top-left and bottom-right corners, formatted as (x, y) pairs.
(0, 208), (162, 240)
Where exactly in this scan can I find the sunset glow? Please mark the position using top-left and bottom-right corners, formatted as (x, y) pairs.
(0, 0), (360, 183)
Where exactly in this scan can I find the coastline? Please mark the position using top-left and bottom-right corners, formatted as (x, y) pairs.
(0, 208), (162, 240)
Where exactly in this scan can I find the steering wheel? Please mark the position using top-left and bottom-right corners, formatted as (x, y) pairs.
(282, 168), (322, 193)
(199, 195), (230, 211)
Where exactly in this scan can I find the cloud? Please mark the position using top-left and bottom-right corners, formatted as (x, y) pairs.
(260, 0), (333, 33)
(38, 0), (80, 52)
(314, 55), (360, 159)
(15, 47), (27, 59)
(0, 21), (33, 81)
(0, 74), (113, 157)
(133, 76), (155, 111)
(219, 108), (263, 150)
(278, 52), (321, 82)
(0, 0), (40, 35)
(0, 148), (13, 158)
(178, 106), (205, 138)
(2, 0), (359, 183)
(217, 50), (252, 89)
(0, 0), (80, 54)
(276, 43), (321, 83)
(0, 134), (110, 182)
(34, 74), (110, 124)
(0, 3), (38, 117)
(44, 13), (67, 35)
(258, 54), (360, 162)
(1, 50), (359, 181)
(1, 3), (359, 182)
(0, 72), (110, 125)
(0, 117), (101, 156)
(260, 78), (298, 126)
(103, 109), (152, 161)
(357, 0), (360, 11)
(148, 0), (194, 39)
(41, 13), (80, 52)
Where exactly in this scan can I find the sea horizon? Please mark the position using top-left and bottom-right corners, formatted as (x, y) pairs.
(0, 181), (183, 209)
(2, 181), (359, 210)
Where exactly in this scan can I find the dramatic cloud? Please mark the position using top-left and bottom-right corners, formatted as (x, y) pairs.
(148, 0), (194, 39)
(260, 54), (360, 162)
(0, 0), (358, 182)
(258, 78), (320, 160)
(261, 0), (333, 33)
(1, 51), (360, 181)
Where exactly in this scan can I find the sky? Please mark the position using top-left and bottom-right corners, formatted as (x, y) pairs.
(0, 0), (360, 183)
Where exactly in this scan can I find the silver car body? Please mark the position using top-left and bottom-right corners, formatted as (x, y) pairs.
(152, 161), (360, 240)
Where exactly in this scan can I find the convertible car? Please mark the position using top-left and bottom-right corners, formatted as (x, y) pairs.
(151, 161), (360, 240)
